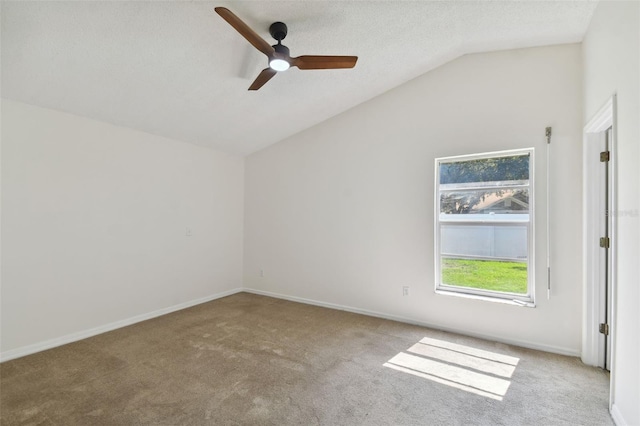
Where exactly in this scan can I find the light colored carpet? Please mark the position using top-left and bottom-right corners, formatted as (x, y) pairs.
(0, 293), (612, 425)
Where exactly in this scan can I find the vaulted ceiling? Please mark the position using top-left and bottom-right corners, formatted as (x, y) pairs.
(2, 1), (597, 155)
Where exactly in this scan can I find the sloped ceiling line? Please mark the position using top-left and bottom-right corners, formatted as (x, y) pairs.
(1, 1), (597, 155)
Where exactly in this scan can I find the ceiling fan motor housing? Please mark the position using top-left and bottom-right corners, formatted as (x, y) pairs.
(269, 22), (288, 42)
(273, 43), (290, 57)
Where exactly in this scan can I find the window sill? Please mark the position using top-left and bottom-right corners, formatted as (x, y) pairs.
(435, 289), (535, 307)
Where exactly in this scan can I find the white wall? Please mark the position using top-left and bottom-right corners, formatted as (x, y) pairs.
(583, 2), (640, 425)
(244, 44), (583, 355)
(1, 100), (244, 359)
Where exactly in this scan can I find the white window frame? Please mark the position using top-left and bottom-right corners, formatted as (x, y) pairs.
(434, 148), (535, 305)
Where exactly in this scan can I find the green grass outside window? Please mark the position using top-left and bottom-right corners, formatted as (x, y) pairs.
(441, 258), (527, 294)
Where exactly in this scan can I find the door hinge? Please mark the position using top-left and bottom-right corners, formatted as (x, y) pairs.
(600, 151), (610, 162)
(599, 237), (610, 248)
(599, 323), (610, 335)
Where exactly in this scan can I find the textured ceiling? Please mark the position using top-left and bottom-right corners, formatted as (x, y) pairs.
(2, 1), (597, 156)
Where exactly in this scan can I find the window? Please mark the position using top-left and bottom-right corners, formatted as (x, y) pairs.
(435, 149), (534, 304)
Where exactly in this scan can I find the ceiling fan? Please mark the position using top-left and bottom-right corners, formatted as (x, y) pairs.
(215, 7), (358, 91)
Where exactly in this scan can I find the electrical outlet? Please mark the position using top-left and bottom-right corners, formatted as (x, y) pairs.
(402, 286), (410, 296)
(186, 227), (192, 236)
(260, 269), (264, 278)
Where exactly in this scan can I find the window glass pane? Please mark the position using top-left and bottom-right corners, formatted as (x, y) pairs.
(440, 257), (528, 294)
(439, 155), (529, 185)
(435, 149), (533, 302)
(440, 224), (528, 260)
(440, 189), (529, 215)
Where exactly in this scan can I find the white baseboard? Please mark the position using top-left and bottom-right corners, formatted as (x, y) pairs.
(1, 286), (581, 363)
(610, 404), (627, 426)
(0, 287), (243, 363)
(243, 287), (581, 357)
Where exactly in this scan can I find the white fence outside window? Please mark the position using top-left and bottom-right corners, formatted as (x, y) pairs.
(440, 214), (528, 261)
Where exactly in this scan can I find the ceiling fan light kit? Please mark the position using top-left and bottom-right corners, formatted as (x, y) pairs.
(269, 58), (290, 72)
(215, 7), (358, 90)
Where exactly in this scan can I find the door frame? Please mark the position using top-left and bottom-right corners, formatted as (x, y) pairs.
(582, 95), (617, 407)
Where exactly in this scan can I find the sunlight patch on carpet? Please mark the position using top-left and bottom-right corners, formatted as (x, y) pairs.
(384, 337), (520, 401)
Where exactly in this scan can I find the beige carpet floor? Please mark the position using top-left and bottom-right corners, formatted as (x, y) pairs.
(1, 292), (612, 425)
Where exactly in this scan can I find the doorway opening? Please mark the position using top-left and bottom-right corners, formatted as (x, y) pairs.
(602, 126), (612, 371)
(582, 95), (616, 406)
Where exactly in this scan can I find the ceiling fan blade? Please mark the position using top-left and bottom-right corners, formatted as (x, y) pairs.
(215, 7), (274, 57)
(248, 68), (277, 91)
(290, 55), (358, 70)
